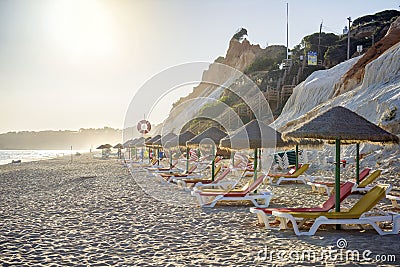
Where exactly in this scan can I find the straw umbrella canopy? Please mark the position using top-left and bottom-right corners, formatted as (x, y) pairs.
(144, 135), (161, 162)
(122, 139), (135, 148)
(130, 137), (146, 160)
(113, 143), (123, 159)
(153, 133), (178, 168)
(221, 120), (323, 179)
(152, 132), (177, 147)
(283, 106), (399, 213)
(145, 135), (161, 147)
(178, 131), (196, 147)
(96, 144), (112, 159)
(187, 127), (227, 181)
(131, 137), (145, 147)
(113, 143), (123, 149)
(96, 144), (112, 149)
(220, 120), (285, 181)
(220, 120), (322, 167)
(166, 131), (196, 172)
(186, 127), (227, 147)
(220, 120), (296, 150)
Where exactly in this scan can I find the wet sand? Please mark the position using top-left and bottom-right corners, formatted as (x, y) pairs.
(0, 155), (399, 266)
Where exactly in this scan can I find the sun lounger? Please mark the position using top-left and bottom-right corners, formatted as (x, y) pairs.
(176, 166), (229, 191)
(267, 164), (310, 185)
(191, 174), (273, 208)
(137, 158), (162, 168)
(192, 166), (250, 191)
(126, 158), (163, 173)
(307, 168), (371, 196)
(267, 185), (399, 235)
(145, 160), (184, 174)
(250, 181), (355, 226)
(352, 170), (382, 193)
(155, 164), (201, 183)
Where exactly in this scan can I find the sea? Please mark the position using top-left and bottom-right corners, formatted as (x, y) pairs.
(0, 150), (89, 165)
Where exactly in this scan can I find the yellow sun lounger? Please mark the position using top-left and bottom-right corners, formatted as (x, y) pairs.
(352, 170), (382, 193)
(267, 164), (310, 185)
(269, 185), (399, 235)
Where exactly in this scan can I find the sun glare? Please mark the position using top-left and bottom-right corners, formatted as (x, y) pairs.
(43, 0), (115, 59)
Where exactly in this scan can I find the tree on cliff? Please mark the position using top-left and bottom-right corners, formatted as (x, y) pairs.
(232, 28), (248, 41)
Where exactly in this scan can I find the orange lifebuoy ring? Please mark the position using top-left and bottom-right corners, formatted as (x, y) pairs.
(137, 120), (151, 134)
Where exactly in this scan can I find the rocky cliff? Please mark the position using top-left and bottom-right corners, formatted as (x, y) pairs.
(274, 26), (400, 135)
(333, 16), (400, 96)
(173, 38), (264, 105)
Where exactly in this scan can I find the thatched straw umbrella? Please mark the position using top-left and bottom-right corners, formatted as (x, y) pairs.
(96, 144), (112, 149)
(145, 135), (160, 146)
(131, 137), (144, 147)
(220, 120), (322, 173)
(145, 135), (161, 162)
(283, 106), (399, 214)
(220, 120), (284, 181)
(122, 139), (135, 159)
(113, 143), (123, 159)
(153, 133), (177, 168)
(152, 133), (177, 147)
(168, 131), (196, 172)
(122, 140), (133, 148)
(187, 127), (227, 181)
(96, 144), (112, 158)
(129, 137), (145, 160)
(113, 143), (123, 149)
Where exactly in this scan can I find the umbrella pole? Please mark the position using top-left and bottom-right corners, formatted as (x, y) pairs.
(211, 144), (215, 181)
(295, 144), (299, 170)
(169, 149), (173, 169)
(335, 138), (341, 230)
(356, 143), (360, 185)
(232, 151), (235, 167)
(148, 147), (151, 163)
(253, 148), (258, 182)
(186, 147), (189, 172)
(157, 147), (160, 165)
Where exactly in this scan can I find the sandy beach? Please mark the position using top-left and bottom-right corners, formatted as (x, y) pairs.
(0, 154), (399, 266)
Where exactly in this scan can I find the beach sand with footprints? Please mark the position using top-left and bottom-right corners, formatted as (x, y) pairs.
(0, 154), (399, 266)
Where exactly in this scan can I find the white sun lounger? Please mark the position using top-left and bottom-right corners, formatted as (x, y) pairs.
(191, 174), (273, 208)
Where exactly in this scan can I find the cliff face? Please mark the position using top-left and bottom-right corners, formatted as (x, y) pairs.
(274, 40), (400, 135)
(324, 10), (399, 68)
(175, 38), (264, 103)
(221, 38), (264, 71)
(333, 16), (400, 96)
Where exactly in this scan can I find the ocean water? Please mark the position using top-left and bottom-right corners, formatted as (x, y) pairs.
(0, 150), (88, 165)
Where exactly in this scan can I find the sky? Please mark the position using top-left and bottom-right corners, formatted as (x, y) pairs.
(0, 0), (399, 133)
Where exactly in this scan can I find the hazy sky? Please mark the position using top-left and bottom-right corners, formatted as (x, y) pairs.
(0, 0), (398, 133)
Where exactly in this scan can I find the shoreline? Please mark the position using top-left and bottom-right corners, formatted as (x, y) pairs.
(0, 155), (399, 266)
(0, 149), (91, 166)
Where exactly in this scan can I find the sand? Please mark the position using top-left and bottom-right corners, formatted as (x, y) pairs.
(0, 155), (399, 266)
